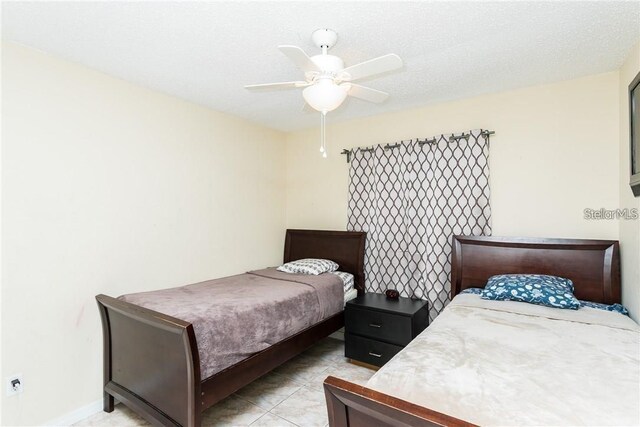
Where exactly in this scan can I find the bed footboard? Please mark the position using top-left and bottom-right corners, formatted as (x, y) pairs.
(323, 376), (476, 427)
(96, 294), (202, 427)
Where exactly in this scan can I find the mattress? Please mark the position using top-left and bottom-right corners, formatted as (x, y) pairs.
(120, 267), (344, 379)
(365, 293), (640, 426)
(344, 287), (358, 305)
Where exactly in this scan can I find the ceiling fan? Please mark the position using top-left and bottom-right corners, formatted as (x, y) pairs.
(245, 29), (403, 157)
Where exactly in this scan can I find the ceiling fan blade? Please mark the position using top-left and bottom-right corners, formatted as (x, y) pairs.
(244, 81), (309, 91)
(278, 45), (320, 73)
(342, 83), (389, 103)
(339, 54), (403, 82)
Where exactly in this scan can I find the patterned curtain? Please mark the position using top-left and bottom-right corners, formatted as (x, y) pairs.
(347, 129), (492, 321)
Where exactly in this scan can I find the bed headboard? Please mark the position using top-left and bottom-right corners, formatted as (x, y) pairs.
(284, 229), (366, 294)
(451, 236), (620, 304)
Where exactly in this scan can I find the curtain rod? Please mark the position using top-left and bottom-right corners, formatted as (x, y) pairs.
(340, 129), (495, 163)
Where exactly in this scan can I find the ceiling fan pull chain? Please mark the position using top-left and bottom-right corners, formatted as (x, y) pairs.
(323, 114), (327, 158)
(319, 112), (324, 153)
(321, 111), (328, 158)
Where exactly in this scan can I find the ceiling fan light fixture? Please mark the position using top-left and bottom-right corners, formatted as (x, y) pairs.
(302, 78), (347, 113)
(245, 29), (404, 159)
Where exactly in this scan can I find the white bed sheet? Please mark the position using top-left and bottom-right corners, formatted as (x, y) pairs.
(344, 287), (358, 305)
(365, 293), (640, 426)
(331, 270), (354, 292)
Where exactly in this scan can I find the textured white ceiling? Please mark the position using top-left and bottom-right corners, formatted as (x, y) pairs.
(3, 1), (639, 132)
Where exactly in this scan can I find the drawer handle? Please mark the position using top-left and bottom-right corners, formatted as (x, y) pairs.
(368, 352), (382, 358)
(368, 323), (382, 328)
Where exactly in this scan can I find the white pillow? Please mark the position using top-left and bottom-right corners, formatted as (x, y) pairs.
(277, 258), (339, 275)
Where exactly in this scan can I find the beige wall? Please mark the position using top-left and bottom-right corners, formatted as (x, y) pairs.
(619, 42), (640, 321)
(1, 43), (287, 425)
(286, 72), (620, 243)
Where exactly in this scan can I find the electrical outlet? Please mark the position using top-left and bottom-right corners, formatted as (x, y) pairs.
(6, 374), (23, 396)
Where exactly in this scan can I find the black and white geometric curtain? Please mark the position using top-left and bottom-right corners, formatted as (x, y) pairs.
(347, 129), (492, 321)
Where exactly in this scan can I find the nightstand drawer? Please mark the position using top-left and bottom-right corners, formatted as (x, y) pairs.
(345, 306), (412, 346)
(345, 333), (403, 367)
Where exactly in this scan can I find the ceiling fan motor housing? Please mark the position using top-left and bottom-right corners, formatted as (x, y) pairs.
(310, 54), (344, 73)
(311, 28), (338, 50)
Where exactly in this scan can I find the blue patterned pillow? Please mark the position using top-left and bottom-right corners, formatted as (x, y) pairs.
(481, 274), (580, 310)
(580, 300), (629, 315)
(460, 287), (483, 295)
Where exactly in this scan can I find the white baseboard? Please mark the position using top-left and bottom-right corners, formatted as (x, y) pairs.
(43, 399), (103, 426)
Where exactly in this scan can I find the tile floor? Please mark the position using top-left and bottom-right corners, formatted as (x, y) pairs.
(74, 337), (376, 427)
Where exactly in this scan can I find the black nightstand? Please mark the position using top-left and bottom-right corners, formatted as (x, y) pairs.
(345, 293), (429, 367)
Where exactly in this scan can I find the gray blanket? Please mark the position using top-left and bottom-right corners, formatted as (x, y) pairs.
(119, 268), (344, 379)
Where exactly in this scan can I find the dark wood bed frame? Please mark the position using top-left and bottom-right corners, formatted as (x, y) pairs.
(324, 235), (621, 427)
(96, 229), (365, 427)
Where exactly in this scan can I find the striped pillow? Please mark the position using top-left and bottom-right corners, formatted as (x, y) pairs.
(277, 258), (339, 275)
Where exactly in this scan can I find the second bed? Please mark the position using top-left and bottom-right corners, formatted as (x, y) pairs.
(324, 236), (640, 427)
